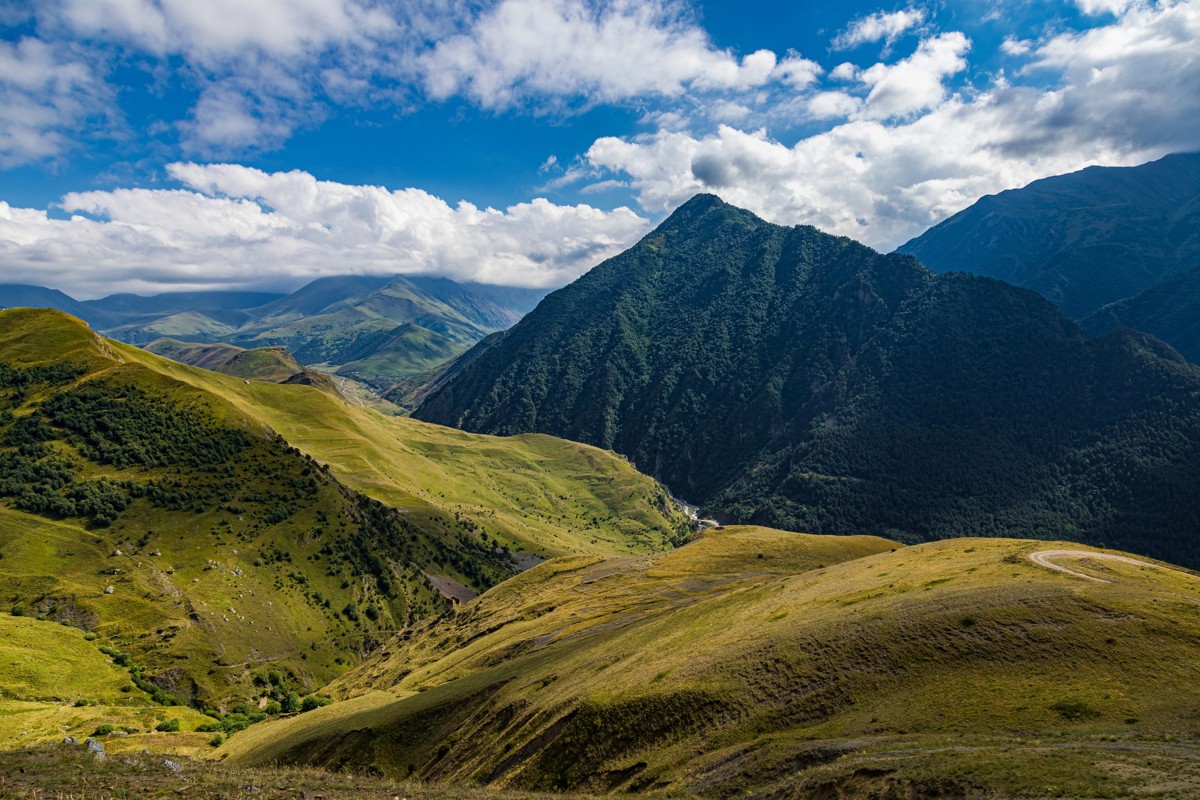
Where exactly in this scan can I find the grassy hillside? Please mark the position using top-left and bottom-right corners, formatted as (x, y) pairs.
(146, 338), (304, 382)
(114, 338), (689, 560)
(221, 527), (1200, 796)
(0, 308), (688, 715)
(0, 613), (216, 753)
(334, 323), (466, 388)
(145, 338), (244, 371)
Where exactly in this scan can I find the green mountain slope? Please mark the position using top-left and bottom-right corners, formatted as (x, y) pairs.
(221, 528), (1200, 796)
(7, 276), (547, 392)
(896, 152), (1200, 319)
(0, 308), (688, 712)
(414, 194), (1200, 568)
(145, 338), (305, 382)
(1082, 263), (1200, 362)
(242, 275), (547, 387)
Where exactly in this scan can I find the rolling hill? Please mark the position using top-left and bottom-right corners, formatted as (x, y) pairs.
(145, 338), (304, 382)
(220, 526), (1200, 797)
(0, 308), (688, 713)
(2, 275), (549, 391)
(896, 152), (1200, 321)
(414, 193), (1200, 568)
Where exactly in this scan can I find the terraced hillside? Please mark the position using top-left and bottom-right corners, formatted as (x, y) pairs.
(0, 309), (688, 713)
(222, 527), (1200, 797)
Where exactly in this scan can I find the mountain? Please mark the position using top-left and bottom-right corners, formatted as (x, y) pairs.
(3, 276), (548, 391)
(0, 284), (94, 322)
(1081, 263), (1200, 362)
(896, 152), (1200, 319)
(145, 338), (304, 382)
(415, 194), (1200, 568)
(221, 528), (1200, 796)
(242, 275), (548, 388)
(83, 290), (285, 325)
(0, 308), (688, 717)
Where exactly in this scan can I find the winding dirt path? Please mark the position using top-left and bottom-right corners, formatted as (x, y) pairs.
(1028, 549), (1195, 584)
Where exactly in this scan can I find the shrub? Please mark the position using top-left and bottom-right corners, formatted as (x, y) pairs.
(300, 695), (332, 712)
(1050, 699), (1101, 721)
(92, 724), (116, 736)
(155, 718), (181, 732)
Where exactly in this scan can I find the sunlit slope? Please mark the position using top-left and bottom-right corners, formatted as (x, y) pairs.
(0, 309), (509, 706)
(0, 613), (214, 752)
(146, 337), (305, 381)
(221, 529), (1200, 795)
(117, 338), (689, 559)
(0, 309), (686, 710)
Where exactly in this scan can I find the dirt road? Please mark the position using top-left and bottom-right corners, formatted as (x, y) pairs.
(1029, 549), (1194, 584)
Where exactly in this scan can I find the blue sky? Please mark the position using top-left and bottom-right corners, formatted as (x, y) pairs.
(1, 0), (1197, 298)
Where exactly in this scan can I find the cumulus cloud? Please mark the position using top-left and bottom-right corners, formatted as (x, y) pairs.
(857, 32), (970, 119)
(0, 164), (649, 298)
(420, 0), (778, 108)
(0, 37), (113, 166)
(36, 0), (404, 156)
(16, 0), (832, 159)
(833, 8), (927, 50)
(576, 0), (1200, 251)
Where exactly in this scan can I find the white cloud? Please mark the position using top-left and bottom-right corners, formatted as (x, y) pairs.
(581, 1), (1200, 252)
(420, 0), (778, 108)
(0, 164), (650, 297)
(0, 37), (113, 167)
(773, 54), (823, 88)
(857, 32), (970, 119)
(42, 0), (401, 155)
(1000, 36), (1033, 56)
(55, 0), (388, 63)
(808, 91), (862, 119)
(1075, 0), (1136, 15)
(830, 62), (859, 81)
(833, 8), (926, 50)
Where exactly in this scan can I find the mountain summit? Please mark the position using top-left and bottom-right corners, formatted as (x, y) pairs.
(415, 194), (1200, 567)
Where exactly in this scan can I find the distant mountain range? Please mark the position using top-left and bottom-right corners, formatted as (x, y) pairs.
(897, 152), (1200, 356)
(415, 194), (1200, 567)
(0, 276), (547, 390)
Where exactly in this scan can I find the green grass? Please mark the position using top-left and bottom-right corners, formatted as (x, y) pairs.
(0, 308), (689, 713)
(114, 335), (690, 560)
(0, 613), (215, 752)
(217, 348), (302, 382)
(146, 339), (302, 382)
(0, 613), (138, 704)
(219, 531), (1200, 795)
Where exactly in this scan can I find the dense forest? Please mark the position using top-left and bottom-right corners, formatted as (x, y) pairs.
(416, 194), (1200, 567)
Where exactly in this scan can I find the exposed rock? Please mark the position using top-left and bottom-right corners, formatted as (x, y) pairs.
(85, 737), (105, 759)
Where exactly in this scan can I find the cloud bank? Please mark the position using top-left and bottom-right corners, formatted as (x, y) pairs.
(579, 0), (1200, 250)
(0, 164), (649, 298)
